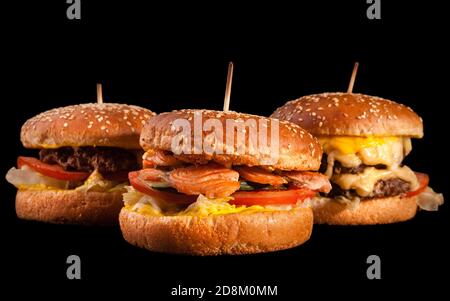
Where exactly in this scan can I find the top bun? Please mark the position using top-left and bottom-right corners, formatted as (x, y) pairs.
(271, 93), (423, 138)
(21, 103), (155, 149)
(140, 109), (322, 171)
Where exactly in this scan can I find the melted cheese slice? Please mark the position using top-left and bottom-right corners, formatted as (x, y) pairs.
(319, 136), (411, 168)
(318, 136), (418, 197)
(319, 136), (396, 155)
(332, 166), (419, 197)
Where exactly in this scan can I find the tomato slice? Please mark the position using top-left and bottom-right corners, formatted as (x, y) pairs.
(405, 172), (429, 197)
(128, 171), (196, 205)
(17, 156), (90, 182)
(129, 169), (317, 206)
(230, 187), (316, 206)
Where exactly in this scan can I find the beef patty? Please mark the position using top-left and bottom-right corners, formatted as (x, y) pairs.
(320, 154), (411, 199)
(40, 147), (140, 174)
(329, 178), (411, 199)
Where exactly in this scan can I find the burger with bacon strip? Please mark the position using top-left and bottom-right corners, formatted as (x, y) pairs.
(6, 103), (155, 225)
(119, 109), (331, 255)
(271, 93), (443, 225)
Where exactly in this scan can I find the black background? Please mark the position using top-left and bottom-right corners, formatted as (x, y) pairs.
(2, 0), (449, 297)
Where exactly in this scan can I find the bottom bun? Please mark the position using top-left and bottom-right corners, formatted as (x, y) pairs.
(119, 207), (313, 255)
(313, 195), (418, 225)
(16, 189), (125, 225)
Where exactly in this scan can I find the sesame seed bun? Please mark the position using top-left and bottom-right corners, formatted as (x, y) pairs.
(119, 206), (313, 255)
(271, 93), (423, 137)
(140, 109), (322, 171)
(313, 195), (418, 225)
(21, 103), (156, 149)
(15, 189), (125, 225)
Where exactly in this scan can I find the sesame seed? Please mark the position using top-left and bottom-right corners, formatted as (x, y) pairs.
(63, 123), (68, 127)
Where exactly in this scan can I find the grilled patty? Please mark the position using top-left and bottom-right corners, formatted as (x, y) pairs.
(320, 154), (411, 199)
(40, 147), (140, 173)
(329, 178), (411, 199)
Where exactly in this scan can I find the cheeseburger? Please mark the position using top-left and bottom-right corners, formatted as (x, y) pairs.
(6, 103), (155, 225)
(271, 92), (443, 225)
(119, 109), (331, 255)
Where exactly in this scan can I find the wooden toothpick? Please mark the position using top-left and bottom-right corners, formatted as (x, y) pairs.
(347, 62), (359, 93)
(223, 62), (234, 111)
(97, 83), (104, 104)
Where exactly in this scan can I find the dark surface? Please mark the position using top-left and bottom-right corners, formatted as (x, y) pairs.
(2, 0), (449, 297)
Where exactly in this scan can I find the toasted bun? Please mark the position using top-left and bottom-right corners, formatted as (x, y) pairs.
(119, 207), (313, 255)
(16, 189), (125, 225)
(21, 103), (155, 149)
(271, 93), (423, 138)
(140, 109), (322, 171)
(313, 196), (418, 225)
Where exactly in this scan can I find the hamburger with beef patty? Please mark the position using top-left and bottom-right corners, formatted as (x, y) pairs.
(6, 103), (155, 225)
(271, 92), (443, 225)
(119, 109), (331, 255)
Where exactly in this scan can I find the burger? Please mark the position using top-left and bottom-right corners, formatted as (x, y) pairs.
(119, 109), (331, 255)
(6, 103), (155, 225)
(271, 92), (443, 225)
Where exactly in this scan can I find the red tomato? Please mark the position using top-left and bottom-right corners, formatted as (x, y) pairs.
(405, 172), (429, 197)
(129, 169), (317, 206)
(17, 156), (90, 182)
(230, 187), (316, 206)
(128, 170), (197, 205)
(143, 159), (156, 168)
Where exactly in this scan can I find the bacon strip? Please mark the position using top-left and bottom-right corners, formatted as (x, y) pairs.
(235, 166), (287, 186)
(283, 171), (332, 193)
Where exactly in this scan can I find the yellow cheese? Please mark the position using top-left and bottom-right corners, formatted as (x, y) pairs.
(17, 184), (63, 191)
(332, 166), (419, 197)
(319, 136), (399, 155)
(319, 136), (411, 168)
